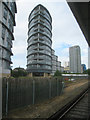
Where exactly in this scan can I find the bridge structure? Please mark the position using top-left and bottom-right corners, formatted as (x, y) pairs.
(67, 1), (89, 46)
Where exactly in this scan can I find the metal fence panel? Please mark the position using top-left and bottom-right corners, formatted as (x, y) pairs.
(51, 78), (57, 98)
(2, 78), (7, 115)
(35, 78), (49, 104)
(2, 77), (63, 115)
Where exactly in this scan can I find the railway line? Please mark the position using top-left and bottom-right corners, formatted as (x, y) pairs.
(48, 88), (89, 120)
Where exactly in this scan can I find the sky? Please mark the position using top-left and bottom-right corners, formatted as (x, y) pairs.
(12, 0), (88, 69)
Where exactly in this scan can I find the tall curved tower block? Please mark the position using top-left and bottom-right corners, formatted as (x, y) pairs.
(27, 4), (52, 77)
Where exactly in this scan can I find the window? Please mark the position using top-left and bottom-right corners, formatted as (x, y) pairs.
(0, 47), (2, 57)
(3, 7), (8, 19)
(2, 26), (6, 39)
(3, 17), (7, 25)
(2, 37), (4, 45)
(10, 2), (15, 14)
(0, 59), (2, 67)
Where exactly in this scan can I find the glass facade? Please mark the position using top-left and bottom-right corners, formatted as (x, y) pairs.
(0, 2), (17, 76)
(27, 4), (52, 75)
(69, 46), (81, 73)
(51, 49), (61, 75)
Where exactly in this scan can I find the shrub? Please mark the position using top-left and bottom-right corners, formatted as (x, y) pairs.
(11, 67), (28, 78)
(83, 69), (90, 75)
(54, 70), (62, 76)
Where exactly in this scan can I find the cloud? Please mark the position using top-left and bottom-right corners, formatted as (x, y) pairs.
(12, 45), (27, 55)
(12, 0), (88, 69)
(12, 57), (27, 69)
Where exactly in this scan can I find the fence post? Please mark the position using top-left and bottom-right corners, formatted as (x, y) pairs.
(49, 79), (51, 99)
(6, 79), (8, 116)
(57, 78), (59, 96)
(61, 81), (64, 94)
(0, 77), (2, 120)
(32, 79), (35, 105)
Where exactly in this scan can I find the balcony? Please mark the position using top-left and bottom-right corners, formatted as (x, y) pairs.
(28, 36), (38, 42)
(28, 49), (51, 57)
(3, 56), (11, 63)
(32, 60), (52, 65)
(28, 55), (46, 60)
(28, 40), (38, 46)
(29, 11), (51, 26)
(28, 20), (52, 32)
(38, 40), (51, 47)
(27, 66), (52, 71)
(28, 50), (38, 54)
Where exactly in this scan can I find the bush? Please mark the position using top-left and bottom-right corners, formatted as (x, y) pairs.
(83, 69), (90, 75)
(54, 70), (62, 76)
(11, 67), (28, 78)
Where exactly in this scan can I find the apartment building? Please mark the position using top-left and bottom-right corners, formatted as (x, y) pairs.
(27, 4), (52, 77)
(69, 45), (81, 73)
(27, 4), (62, 77)
(51, 49), (61, 75)
(0, 2), (17, 77)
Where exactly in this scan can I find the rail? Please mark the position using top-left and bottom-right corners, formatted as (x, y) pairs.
(47, 87), (88, 120)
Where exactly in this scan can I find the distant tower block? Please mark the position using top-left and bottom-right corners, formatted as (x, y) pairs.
(69, 45), (81, 73)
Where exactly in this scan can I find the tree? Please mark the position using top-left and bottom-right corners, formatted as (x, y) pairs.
(83, 69), (90, 75)
(11, 67), (28, 77)
(54, 70), (62, 76)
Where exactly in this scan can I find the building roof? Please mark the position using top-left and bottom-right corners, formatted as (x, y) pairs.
(28, 4), (52, 22)
(67, 2), (89, 46)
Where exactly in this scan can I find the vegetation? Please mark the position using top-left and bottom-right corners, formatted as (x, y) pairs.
(83, 69), (90, 75)
(54, 70), (62, 76)
(11, 67), (28, 78)
(62, 72), (83, 74)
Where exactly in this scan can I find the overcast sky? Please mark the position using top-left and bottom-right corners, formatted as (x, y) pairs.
(12, 0), (88, 69)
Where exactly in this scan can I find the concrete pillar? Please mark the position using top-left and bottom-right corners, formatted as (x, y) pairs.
(44, 73), (50, 77)
(44, 73), (47, 77)
(28, 73), (33, 77)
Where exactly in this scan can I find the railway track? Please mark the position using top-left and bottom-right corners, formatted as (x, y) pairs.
(48, 88), (89, 120)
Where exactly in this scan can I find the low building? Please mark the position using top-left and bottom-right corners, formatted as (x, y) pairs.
(60, 66), (64, 73)
(64, 66), (70, 73)
(51, 49), (61, 75)
(81, 64), (86, 73)
(64, 61), (69, 67)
